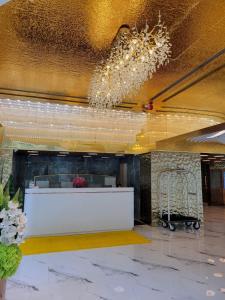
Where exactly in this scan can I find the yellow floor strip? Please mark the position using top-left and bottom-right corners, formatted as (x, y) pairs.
(20, 231), (150, 256)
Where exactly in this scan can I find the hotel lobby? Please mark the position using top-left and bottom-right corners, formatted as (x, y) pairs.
(0, 0), (225, 299)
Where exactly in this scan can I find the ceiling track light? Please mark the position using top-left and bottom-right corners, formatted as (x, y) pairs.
(207, 130), (225, 139)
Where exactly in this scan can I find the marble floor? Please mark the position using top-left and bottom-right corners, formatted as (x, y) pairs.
(7, 206), (225, 300)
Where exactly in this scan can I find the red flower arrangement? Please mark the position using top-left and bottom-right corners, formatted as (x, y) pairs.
(72, 177), (87, 188)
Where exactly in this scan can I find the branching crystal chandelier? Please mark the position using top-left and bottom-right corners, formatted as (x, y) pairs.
(89, 13), (171, 109)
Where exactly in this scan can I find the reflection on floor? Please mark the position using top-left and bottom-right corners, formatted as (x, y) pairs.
(7, 206), (225, 300)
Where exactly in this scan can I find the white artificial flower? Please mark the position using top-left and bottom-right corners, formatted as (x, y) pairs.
(0, 209), (6, 219)
(0, 203), (27, 245)
(8, 201), (19, 210)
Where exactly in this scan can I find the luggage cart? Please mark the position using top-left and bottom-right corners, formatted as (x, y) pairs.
(157, 168), (201, 231)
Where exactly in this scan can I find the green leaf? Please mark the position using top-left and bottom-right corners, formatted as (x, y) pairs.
(2, 194), (10, 210)
(0, 184), (3, 210)
(3, 183), (10, 209)
(12, 188), (20, 205)
(0, 243), (22, 279)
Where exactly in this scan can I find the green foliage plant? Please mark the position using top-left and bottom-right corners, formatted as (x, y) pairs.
(0, 243), (22, 280)
(0, 177), (24, 280)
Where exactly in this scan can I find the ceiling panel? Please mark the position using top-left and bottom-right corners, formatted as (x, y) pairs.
(0, 0), (223, 116)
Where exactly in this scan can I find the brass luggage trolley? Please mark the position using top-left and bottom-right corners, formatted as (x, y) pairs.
(157, 168), (201, 231)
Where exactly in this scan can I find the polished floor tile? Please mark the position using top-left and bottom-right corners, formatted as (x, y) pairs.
(6, 206), (225, 300)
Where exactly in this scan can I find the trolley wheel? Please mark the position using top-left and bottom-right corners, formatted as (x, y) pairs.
(162, 221), (168, 228)
(169, 223), (176, 231)
(193, 222), (200, 230)
(185, 222), (192, 227)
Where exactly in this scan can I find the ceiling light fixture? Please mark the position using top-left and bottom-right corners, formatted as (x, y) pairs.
(207, 130), (225, 139)
(0, 99), (147, 145)
(88, 12), (171, 109)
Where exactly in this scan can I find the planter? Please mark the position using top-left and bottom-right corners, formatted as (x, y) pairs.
(0, 280), (6, 300)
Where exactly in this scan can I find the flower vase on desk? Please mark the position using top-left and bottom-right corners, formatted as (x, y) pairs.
(72, 177), (87, 188)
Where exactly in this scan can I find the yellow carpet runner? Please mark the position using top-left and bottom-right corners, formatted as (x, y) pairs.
(20, 231), (150, 256)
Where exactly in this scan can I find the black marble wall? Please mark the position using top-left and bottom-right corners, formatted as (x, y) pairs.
(139, 154), (151, 224)
(12, 151), (142, 219)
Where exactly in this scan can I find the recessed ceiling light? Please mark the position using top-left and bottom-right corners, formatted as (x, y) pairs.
(200, 154), (208, 157)
(83, 155), (91, 158)
(88, 153), (98, 156)
(202, 160), (210, 162)
(115, 154), (125, 157)
(208, 157), (216, 160)
(214, 155), (224, 158)
(29, 153), (39, 156)
(59, 151), (69, 155)
(207, 130), (225, 139)
(57, 154), (66, 157)
(28, 150), (39, 153)
(214, 161), (221, 163)
(101, 157), (109, 159)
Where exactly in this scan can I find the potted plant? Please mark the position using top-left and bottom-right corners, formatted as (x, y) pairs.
(0, 182), (27, 300)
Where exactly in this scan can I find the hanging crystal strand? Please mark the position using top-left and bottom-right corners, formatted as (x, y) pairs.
(88, 13), (171, 109)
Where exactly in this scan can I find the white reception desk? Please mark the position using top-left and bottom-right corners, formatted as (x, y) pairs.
(24, 187), (134, 237)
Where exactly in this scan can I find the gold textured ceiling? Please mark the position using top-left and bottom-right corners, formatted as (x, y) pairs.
(0, 0), (225, 153)
(0, 0), (224, 115)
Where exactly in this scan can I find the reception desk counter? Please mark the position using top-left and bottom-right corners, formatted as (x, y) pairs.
(24, 187), (134, 237)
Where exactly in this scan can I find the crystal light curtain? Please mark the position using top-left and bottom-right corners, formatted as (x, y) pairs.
(0, 99), (147, 144)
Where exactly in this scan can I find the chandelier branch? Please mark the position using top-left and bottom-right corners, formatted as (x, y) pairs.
(88, 13), (171, 109)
